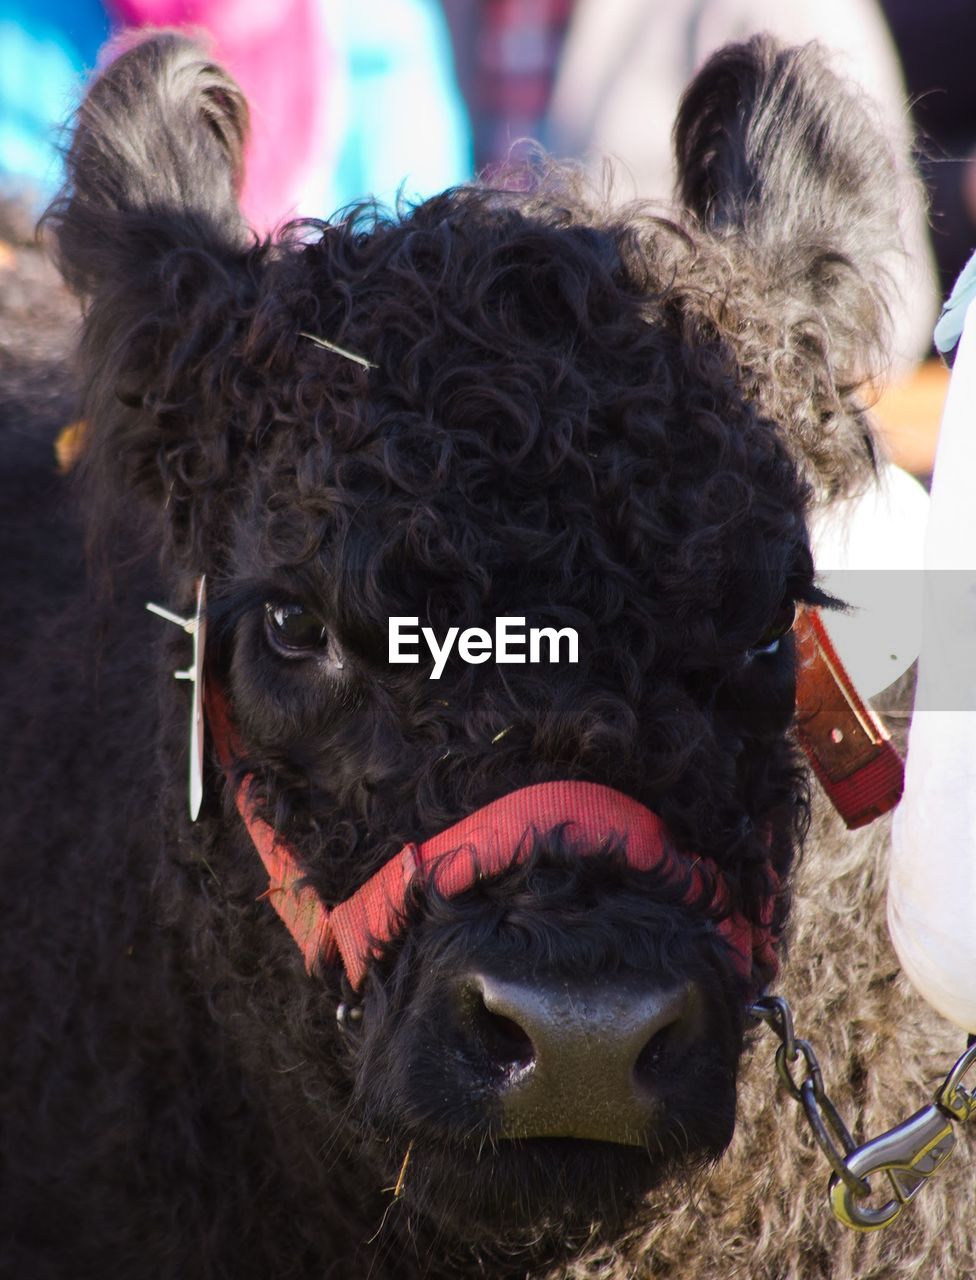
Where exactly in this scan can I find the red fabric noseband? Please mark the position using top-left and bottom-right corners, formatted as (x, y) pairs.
(204, 685), (777, 990)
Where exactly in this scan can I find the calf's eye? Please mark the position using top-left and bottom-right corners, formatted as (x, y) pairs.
(264, 601), (330, 656)
(749, 601), (797, 658)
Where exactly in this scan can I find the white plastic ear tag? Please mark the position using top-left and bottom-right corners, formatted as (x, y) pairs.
(146, 575), (207, 820)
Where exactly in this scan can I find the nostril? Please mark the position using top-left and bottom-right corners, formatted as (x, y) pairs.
(471, 995), (535, 1075)
(632, 1018), (682, 1086)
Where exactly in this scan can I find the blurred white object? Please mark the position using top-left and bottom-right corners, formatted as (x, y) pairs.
(888, 304), (976, 1032)
(810, 463), (928, 698)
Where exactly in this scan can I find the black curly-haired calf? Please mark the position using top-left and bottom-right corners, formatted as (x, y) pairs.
(0, 32), (908, 1280)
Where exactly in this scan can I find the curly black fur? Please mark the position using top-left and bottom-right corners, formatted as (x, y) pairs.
(0, 33), (908, 1280)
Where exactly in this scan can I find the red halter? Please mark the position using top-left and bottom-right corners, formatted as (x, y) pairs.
(204, 685), (778, 989)
(202, 605), (902, 995)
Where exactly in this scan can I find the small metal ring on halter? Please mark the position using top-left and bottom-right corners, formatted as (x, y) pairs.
(336, 972), (364, 1032)
(336, 1002), (364, 1031)
(749, 996), (796, 1062)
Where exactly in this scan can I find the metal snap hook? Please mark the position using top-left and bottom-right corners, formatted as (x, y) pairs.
(828, 1104), (957, 1231)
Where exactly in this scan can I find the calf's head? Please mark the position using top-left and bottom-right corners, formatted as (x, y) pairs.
(48, 33), (903, 1260)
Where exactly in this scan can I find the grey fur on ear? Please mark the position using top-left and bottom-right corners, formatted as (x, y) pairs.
(672, 37), (905, 379)
(41, 35), (264, 567)
(46, 33), (250, 299)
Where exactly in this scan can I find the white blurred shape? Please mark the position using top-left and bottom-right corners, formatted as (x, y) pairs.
(888, 306), (976, 1032)
(810, 464), (928, 698)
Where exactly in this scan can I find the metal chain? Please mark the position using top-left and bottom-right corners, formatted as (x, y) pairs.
(749, 995), (976, 1231)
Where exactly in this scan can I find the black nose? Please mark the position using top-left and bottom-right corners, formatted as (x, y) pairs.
(457, 971), (704, 1146)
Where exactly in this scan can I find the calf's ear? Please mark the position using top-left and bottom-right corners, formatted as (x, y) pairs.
(44, 34), (261, 563)
(671, 35), (925, 481)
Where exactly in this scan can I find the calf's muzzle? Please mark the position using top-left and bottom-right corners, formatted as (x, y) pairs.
(459, 971), (703, 1146)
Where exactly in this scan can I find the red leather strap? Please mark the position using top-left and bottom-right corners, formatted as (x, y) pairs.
(794, 608), (905, 829)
